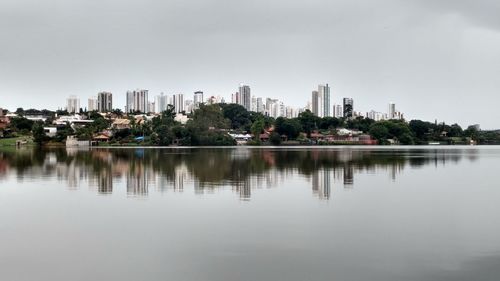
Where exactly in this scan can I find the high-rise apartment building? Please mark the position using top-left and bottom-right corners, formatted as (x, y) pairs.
(311, 84), (330, 117)
(66, 95), (80, 114)
(88, 97), (98, 112)
(238, 84), (251, 111)
(318, 84), (331, 117)
(333, 104), (343, 118)
(251, 96), (257, 112)
(367, 110), (385, 121)
(97, 92), (113, 113)
(148, 101), (155, 114)
(231, 92), (239, 104)
(126, 89), (148, 113)
(311, 90), (322, 117)
(193, 91), (204, 110)
(256, 97), (264, 113)
(388, 102), (396, 119)
(173, 93), (184, 113)
(207, 95), (224, 104)
(343, 98), (354, 118)
(155, 93), (168, 113)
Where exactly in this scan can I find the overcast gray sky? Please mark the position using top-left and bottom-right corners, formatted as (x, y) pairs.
(0, 0), (499, 128)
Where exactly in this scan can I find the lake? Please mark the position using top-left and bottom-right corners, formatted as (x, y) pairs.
(1, 146), (499, 281)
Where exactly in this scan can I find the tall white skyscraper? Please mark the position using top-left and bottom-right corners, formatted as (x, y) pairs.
(185, 99), (194, 113)
(88, 97), (98, 112)
(388, 102), (396, 119)
(66, 95), (80, 114)
(97, 91), (113, 112)
(155, 93), (168, 113)
(193, 91), (204, 110)
(333, 104), (343, 118)
(311, 90), (323, 117)
(238, 84), (251, 111)
(318, 84), (331, 117)
(126, 89), (148, 113)
(256, 97), (264, 113)
(251, 96), (257, 112)
(148, 101), (155, 114)
(231, 92), (239, 104)
(173, 93), (184, 113)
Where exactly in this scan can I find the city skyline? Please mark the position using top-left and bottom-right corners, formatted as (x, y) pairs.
(31, 84), (405, 121)
(1, 1), (499, 128)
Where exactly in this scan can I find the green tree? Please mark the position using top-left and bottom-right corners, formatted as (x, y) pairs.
(319, 117), (342, 130)
(32, 121), (46, 145)
(251, 119), (265, 142)
(9, 117), (35, 132)
(221, 103), (252, 131)
(463, 125), (480, 141)
(269, 132), (282, 145)
(275, 117), (302, 139)
(15, 108), (24, 115)
(298, 110), (320, 138)
(369, 123), (389, 144)
(188, 104), (230, 131)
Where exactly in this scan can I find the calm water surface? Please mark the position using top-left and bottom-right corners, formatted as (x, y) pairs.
(1, 146), (499, 281)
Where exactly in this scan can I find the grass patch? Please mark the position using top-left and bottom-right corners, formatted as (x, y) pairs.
(0, 136), (34, 146)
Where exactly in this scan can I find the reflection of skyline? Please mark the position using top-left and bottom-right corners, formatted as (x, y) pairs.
(0, 147), (480, 200)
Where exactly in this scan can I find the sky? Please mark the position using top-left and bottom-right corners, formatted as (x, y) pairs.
(0, 0), (499, 129)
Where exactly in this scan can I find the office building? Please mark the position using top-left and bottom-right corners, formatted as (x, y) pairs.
(126, 89), (148, 113)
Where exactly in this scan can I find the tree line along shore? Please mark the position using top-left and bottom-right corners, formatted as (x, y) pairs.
(1, 104), (498, 147)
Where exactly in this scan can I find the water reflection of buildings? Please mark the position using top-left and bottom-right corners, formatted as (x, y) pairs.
(312, 169), (331, 200)
(0, 147), (476, 201)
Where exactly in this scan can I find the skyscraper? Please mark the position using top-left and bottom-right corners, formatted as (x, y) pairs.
(97, 91), (113, 112)
(238, 84), (251, 111)
(251, 96), (257, 112)
(155, 93), (168, 113)
(173, 93), (184, 113)
(333, 104), (343, 118)
(88, 97), (98, 112)
(388, 102), (396, 119)
(343, 98), (353, 118)
(66, 95), (80, 114)
(126, 89), (148, 113)
(311, 91), (322, 116)
(256, 97), (264, 113)
(318, 84), (331, 117)
(193, 91), (204, 109)
(231, 92), (239, 104)
(311, 84), (330, 117)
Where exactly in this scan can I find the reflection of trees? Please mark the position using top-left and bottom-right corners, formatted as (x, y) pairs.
(0, 147), (471, 199)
